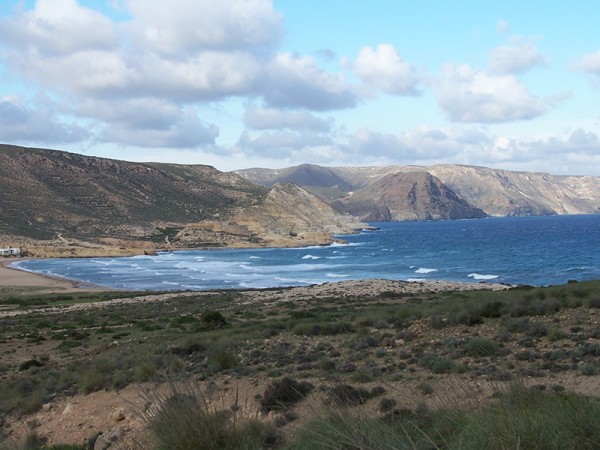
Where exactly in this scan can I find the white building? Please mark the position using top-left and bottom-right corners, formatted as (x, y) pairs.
(0, 247), (21, 256)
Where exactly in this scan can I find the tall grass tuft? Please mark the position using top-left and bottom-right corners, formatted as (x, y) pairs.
(141, 382), (280, 450)
(455, 383), (600, 449)
(284, 382), (600, 450)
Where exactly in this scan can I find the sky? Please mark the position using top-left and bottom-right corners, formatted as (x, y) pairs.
(1, 1), (600, 175)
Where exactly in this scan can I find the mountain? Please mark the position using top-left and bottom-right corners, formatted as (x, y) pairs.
(0, 144), (363, 256)
(339, 172), (487, 221)
(426, 164), (600, 216)
(235, 164), (600, 219)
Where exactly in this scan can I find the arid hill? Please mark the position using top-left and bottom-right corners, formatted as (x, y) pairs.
(0, 144), (363, 255)
(236, 163), (600, 219)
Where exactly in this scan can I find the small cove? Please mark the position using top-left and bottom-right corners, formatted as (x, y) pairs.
(14, 215), (600, 291)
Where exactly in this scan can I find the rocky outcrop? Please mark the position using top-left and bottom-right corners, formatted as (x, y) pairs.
(0, 144), (366, 253)
(338, 172), (487, 221)
(237, 164), (600, 219)
(427, 164), (600, 216)
(234, 183), (365, 246)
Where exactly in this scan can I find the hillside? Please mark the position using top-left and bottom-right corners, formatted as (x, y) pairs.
(0, 144), (363, 255)
(236, 164), (600, 219)
(339, 172), (487, 221)
(1, 279), (599, 448)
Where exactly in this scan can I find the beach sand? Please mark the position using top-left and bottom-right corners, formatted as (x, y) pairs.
(0, 258), (106, 293)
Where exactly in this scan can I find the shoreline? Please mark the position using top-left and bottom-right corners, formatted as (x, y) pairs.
(1, 255), (512, 297)
(0, 258), (112, 293)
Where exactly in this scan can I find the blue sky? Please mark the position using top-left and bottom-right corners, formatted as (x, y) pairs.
(1, 1), (600, 175)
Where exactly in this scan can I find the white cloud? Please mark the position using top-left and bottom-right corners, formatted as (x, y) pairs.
(0, 96), (89, 143)
(488, 38), (547, 75)
(102, 108), (219, 148)
(0, 0), (118, 55)
(77, 98), (183, 130)
(432, 63), (547, 123)
(263, 53), (359, 110)
(574, 50), (600, 75)
(354, 44), (420, 95)
(238, 129), (332, 155)
(138, 51), (262, 101)
(244, 107), (331, 131)
(347, 126), (491, 162)
(125, 0), (283, 55)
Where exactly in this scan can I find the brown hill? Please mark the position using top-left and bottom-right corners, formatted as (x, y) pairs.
(236, 164), (600, 219)
(339, 172), (487, 221)
(0, 144), (362, 255)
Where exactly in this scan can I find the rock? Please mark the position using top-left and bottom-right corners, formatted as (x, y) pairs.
(94, 425), (125, 450)
(111, 407), (126, 421)
(62, 403), (75, 415)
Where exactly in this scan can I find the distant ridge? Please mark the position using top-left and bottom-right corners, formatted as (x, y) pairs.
(235, 163), (600, 218)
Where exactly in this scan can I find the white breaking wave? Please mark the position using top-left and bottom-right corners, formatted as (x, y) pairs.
(326, 273), (350, 278)
(468, 273), (499, 280)
(415, 267), (437, 274)
(302, 254), (321, 260)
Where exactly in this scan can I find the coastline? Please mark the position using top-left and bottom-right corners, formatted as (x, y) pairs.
(1, 254), (511, 300)
(0, 258), (112, 293)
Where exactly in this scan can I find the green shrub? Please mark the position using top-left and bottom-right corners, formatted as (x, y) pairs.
(419, 354), (455, 374)
(201, 310), (228, 329)
(463, 337), (499, 357)
(327, 384), (371, 406)
(587, 296), (600, 308)
(260, 377), (313, 413)
(207, 348), (238, 372)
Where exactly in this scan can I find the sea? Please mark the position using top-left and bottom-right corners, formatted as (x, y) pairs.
(12, 215), (600, 291)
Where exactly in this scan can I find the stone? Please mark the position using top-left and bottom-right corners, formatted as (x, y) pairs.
(62, 403), (75, 415)
(111, 407), (126, 421)
(94, 425), (125, 450)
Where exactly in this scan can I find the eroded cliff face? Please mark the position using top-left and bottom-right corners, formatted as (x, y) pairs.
(237, 164), (600, 219)
(427, 165), (600, 217)
(233, 183), (365, 247)
(338, 172), (487, 221)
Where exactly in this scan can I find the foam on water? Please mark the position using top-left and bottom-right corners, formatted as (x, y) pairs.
(13, 215), (600, 290)
(415, 267), (437, 274)
(302, 254), (320, 260)
(468, 273), (499, 280)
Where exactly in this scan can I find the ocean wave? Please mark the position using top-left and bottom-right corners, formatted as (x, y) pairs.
(468, 273), (499, 280)
(415, 267), (437, 274)
(92, 259), (116, 266)
(325, 273), (350, 278)
(407, 278), (426, 282)
(249, 256), (262, 259)
(302, 254), (321, 260)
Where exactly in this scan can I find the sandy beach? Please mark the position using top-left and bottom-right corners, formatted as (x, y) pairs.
(0, 258), (107, 293)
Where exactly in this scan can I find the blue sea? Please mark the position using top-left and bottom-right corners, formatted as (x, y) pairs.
(13, 215), (600, 291)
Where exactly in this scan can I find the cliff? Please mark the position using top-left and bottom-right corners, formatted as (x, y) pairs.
(236, 164), (600, 219)
(339, 172), (487, 221)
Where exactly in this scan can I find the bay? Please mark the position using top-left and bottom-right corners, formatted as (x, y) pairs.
(13, 215), (600, 290)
